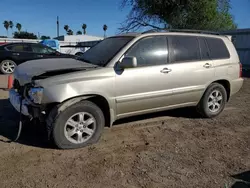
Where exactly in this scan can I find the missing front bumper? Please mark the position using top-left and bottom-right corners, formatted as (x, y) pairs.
(9, 89), (30, 116)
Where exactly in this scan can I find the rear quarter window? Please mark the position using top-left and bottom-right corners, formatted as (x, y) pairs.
(5, 44), (24, 52)
(205, 38), (230, 59)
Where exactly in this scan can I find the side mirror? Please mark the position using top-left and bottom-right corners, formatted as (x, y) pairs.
(119, 56), (137, 69)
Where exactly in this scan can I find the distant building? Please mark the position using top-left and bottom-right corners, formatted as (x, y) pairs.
(221, 28), (250, 71)
(54, 35), (103, 43)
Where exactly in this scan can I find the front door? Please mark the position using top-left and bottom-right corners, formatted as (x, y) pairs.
(115, 36), (178, 118)
(30, 43), (58, 59)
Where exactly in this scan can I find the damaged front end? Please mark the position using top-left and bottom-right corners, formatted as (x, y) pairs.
(8, 78), (48, 142)
(31, 67), (89, 80)
(10, 78), (47, 121)
(10, 61), (94, 119)
(10, 66), (95, 121)
(8, 58), (103, 142)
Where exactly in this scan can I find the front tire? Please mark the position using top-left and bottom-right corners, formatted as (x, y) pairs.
(49, 100), (105, 149)
(0, 59), (17, 74)
(197, 83), (227, 118)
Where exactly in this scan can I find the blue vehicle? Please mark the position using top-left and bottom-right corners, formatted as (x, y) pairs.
(40, 39), (60, 51)
(40, 39), (84, 56)
(40, 39), (103, 56)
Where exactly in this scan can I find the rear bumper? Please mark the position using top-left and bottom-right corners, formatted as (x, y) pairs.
(230, 78), (244, 96)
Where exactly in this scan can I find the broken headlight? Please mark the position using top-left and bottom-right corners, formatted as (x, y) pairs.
(28, 87), (44, 104)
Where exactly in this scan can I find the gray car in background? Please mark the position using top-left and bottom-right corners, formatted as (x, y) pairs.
(9, 30), (243, 149)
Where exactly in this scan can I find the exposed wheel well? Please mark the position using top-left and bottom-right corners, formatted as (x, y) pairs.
(0, 58), (15, 62)
(46, 95), (111, 128)
(0, 58), (16, 65)
(212, 80), (231, 101)
(88, 95), (111, 127)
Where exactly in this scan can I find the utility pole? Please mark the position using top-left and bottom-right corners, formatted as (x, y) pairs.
(57, 16), (59, 37)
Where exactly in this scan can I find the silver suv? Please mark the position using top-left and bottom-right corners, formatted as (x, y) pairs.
(9, 30), (244, 149)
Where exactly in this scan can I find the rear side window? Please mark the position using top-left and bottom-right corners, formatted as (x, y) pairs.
(199, 37), (210, 60)
(170, 36), (200, 63)
(205, 38), (230, 59)
(6, 44), (24, 52)
(125, 36), (168, 67)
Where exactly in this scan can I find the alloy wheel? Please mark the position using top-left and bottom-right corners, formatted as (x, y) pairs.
(64, 112), (96, 144)
(2, 61), (15, 74)
(207, 90), (223, 113)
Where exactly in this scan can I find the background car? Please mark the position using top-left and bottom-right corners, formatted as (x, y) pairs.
(0, 42), (75, 74)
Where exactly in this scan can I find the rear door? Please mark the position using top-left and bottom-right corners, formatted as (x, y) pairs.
(160, 35), (215, 105)
(5, 44), (33, 63)
(205, 37), (231, 77)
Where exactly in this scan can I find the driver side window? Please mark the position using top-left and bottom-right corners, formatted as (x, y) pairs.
(125, 36), (169, 67)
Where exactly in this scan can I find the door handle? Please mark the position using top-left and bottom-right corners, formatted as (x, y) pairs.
(160, 68), (172, 74)
(37, 55), (43, 58)
(203, 63), (212, 68)
(12, 53), (19, 56)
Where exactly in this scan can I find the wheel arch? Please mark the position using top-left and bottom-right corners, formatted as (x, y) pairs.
(48, 94), (114, 128)
(212, 79), (231, 101)
(0, 57), (16, 63)
(200, 79), (231, 103)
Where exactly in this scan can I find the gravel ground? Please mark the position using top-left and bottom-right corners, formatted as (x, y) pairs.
(0, 79), (250, 188)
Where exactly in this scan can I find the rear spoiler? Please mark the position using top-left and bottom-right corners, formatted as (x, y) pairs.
(225, 35), (232, 41)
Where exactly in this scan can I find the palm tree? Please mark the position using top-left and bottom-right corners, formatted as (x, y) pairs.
(64, 25), (69, 33)
(67, 29), (73, 35)
(9, 21), (13, 37)
(103, 24), (108, 38)
(82, 24), (87, 35)
(76, 30), (82, 35)
(3, 20), (9, 37)
(16, 23), (22, 33)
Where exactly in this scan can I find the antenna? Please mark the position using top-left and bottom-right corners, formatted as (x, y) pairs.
(57, 16), (59, 37)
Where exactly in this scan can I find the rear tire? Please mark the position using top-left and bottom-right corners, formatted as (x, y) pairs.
(0, 60), (17, 74)
(48, 100), (105, 149)
(197, 83), (227, 118)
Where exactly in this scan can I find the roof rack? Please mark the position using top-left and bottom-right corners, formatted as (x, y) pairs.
(142, 29), (221, 35)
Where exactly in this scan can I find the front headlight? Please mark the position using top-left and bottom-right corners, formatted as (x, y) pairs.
(28, 87), (44, 104)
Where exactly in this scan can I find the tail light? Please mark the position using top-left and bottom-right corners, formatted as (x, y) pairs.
(239, 62), (242, 78)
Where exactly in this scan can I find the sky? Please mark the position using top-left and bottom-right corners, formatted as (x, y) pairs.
(0, 0), (249, 38)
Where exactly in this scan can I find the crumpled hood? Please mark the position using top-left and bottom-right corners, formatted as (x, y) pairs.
(14, 58), (97, 85)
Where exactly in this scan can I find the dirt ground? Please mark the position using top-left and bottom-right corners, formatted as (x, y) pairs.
(0, 79), (250, 188)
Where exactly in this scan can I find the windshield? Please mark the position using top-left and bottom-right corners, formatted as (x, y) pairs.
(78, 36), (134, 66)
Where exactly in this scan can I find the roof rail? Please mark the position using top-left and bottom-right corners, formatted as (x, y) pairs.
(142, 29), (221, 35)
